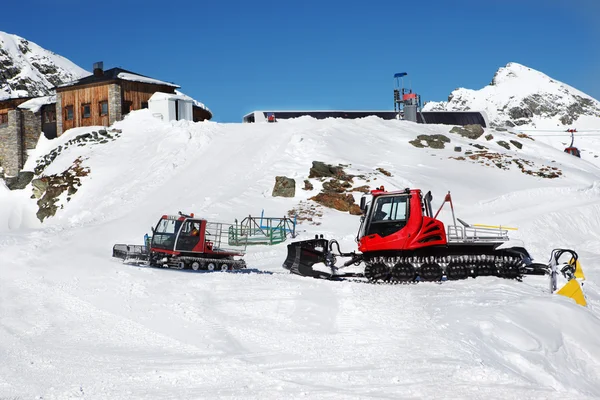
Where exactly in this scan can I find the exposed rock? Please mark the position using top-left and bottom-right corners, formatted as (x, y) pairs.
(510, 140), (523, 149)
(516, 133), (534, 141)
(31, 178), (48, 199)
(454, 146), (462, 152)
(471, 144), (487, 150)
(33, 129), (121, 175)
(322, 179), (352, 193)
(376, 167), (392, 177)
(303, 179), (313, 190)
(272, 176), (296, 197)
(0, 32), (89, 100)
(309, 161), (344, 179)
(34, 156), (90, 222)
(287, 201), (324, 225)
(449, 124), (484, 140)
(5, 171), (34, 190)
(352, 185), (371, 193)
(409, 134), (450, 149)
(485, 134), (494, 141)
(310, 192), (362, 215)
(497, 140), (510, 150)
(450, 151), (562, 179)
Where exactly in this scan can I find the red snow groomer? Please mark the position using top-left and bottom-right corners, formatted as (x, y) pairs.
(113, 212), (247, 271)
(283, 187), (586, 304)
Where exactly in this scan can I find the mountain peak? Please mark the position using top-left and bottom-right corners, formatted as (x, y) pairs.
(424, 62), (600, 129)
(0, 31), (90, 101)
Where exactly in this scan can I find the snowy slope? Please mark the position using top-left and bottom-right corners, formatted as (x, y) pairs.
(1, 112), (600, 399)
(0, 31), (90, 100)
(423, 62), (600, 130)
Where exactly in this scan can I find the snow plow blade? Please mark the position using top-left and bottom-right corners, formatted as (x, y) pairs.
(556, 279), (587, 306)
(549, 249), (587, 307)
(112, 244), (149, 264)
(282, 237), (334, 279)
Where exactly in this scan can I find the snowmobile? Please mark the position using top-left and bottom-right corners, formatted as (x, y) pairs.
(282, 187), (587, 305)
(113, 212), (247, 271)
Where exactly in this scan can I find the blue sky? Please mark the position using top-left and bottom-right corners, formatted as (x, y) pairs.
(3, 0), (599, 122)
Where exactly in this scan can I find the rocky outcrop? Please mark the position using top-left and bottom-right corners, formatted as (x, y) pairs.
(5, 170), (34, 190)
(27, 128), (121, 222)
(272, 176), (296, 197)
(409, 134), (450, 149)
(422, 62), (600, 128)
(0, 31), (89, 100)
(33, 129), (121, 175)
(33, 156), (90, 222)
(310, 192), (362, 215)
(449, 124), (484, 140)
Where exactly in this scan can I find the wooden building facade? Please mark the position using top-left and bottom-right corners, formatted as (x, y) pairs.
(55, 63), (181, 135)
(2, 62), (212, 176)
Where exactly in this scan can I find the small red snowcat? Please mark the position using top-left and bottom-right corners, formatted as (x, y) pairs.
(113, 212), (247, 271)
(282, 187), (586, 305)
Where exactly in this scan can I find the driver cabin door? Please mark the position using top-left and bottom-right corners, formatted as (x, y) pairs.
(175, 220), (204, 252)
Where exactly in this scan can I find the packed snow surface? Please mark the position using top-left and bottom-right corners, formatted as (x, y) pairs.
(1, 111), (600, 399)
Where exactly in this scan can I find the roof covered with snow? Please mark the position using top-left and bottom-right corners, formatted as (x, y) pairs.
(57, 67), (179, 89)
(17, 95), (56, 113)
(174, 90), (211, 115)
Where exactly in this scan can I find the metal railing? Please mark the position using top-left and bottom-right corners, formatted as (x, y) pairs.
(447, 224), (509, 242)
(228, 214), (297, 246)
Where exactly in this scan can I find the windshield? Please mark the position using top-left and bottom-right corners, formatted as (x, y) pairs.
(152, 218), (182, 250)
(367, 195), (408, 237)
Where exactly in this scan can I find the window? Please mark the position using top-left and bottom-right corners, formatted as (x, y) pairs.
(99, 101), (108, 116)
(367, 195), (409, 237)
(0, 113), (8, 127)
(82, 103), (91, 118)
(43, 109), (56, 123)
(122, 101), (132, 115)
(65, 106), (73, 121)
(141, 101), (148, 109)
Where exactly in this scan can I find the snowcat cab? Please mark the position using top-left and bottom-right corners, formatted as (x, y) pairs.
(113, 212), (247, 271)
(282, 187), (586, 305)
(267, 113), (277, 123)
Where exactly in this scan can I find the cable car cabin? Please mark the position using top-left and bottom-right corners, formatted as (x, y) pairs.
(564, 147), (581, 158)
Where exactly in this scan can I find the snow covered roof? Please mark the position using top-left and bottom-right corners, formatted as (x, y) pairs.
(149, 92), (193, 102)
(56, 67), (179, 89)
(175, 90), (211, 114)
(17, 95), (56, 113)
(117, 72), (178, 87)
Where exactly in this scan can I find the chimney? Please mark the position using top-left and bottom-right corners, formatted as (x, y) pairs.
(93, 61), (104, 77)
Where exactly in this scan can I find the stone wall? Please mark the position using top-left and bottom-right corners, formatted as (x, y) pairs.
(23, 110), (42, 151)
(56, 92), (63, 136)
(0, 110), (21, 176)
(108, 83), (122, 125)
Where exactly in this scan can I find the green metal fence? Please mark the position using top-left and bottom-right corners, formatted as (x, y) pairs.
(228, 214), (297, 246)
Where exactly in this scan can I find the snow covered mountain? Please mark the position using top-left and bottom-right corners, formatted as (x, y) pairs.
(1, 111), (600, 398)
(0, 31), (90, 100)
(423, 62), (600, 130)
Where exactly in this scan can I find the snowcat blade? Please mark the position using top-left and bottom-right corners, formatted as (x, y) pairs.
(282, 238), (334, 279)
(570, 257), (586, 280)
(112, 244), (149, 263)
(556, 279), (587, 307)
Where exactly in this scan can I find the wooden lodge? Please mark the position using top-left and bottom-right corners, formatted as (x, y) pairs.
(0, 62), (212, 176)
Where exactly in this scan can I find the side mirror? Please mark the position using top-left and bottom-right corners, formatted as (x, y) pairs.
(360, 196), (366, 212)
